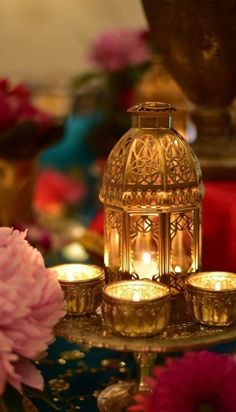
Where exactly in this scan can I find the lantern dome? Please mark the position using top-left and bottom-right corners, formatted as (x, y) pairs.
(100, 102), (204, 211)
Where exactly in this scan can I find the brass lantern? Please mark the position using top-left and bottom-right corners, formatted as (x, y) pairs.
(99, 102), (204, 292)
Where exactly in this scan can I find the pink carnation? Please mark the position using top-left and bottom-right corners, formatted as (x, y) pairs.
(129, 351), (236, 412)
(90, 29), (150, 72)
(0, 227), (64, 395)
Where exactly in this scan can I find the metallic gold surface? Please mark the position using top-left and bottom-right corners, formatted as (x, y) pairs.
(100, 102), (203, 292)
(51, 264), (105, 315)
(186, 272), (236, 326)
(23, 397), (38, 412)
(0, 157), (37, 226)
(141, 0), (236, 179)
(102, 280), (171, 337)
(55, 295), (236, 353)
(97, 381), (137, 412)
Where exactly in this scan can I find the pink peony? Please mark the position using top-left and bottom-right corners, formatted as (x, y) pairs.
(0, 227), (64, 395)
(90, 29), (150, 72)
(129, 351), (236, 412)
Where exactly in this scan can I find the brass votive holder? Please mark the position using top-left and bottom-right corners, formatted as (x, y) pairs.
(102, 279), (171, 337)
(51, 264), (105, 315)
(186, 272), (236, 326)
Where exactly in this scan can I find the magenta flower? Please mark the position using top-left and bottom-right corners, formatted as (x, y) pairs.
(129, 351), (236, 412)
(0, 78), (53, 132)
(90, 29), (150, 72)
(0, 227), (64, 395)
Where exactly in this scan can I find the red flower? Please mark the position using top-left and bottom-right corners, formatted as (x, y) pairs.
(0, 78), (53, 132)
(129, 351), (236, 412)
(34, 169), (85, 214)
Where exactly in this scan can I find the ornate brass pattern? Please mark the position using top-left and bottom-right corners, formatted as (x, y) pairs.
(107, 210), (121, 231)
(128, 135), (162, 185)
(170, 213), (193, 239)
(100, 126), (203, 210)
(56, 296), (236, 353)
(102, 295), (170, 337)
(60, 277), (105, 316)
(164, 273), (187, 294)
(186, 279), (236, 326)
(102, 185), (203, 209)
(162, 135), (195, 184)
(105, 268), (132, 284)
(130, 215), (159, 238)
(100, 103), (203, 289)
(103, 133), (133, 186)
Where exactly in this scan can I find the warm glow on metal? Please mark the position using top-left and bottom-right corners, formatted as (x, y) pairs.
(143, 252), (151, 265)
(100, 102), (204, 292)
(215, 282), (222, 291)
(132, 291), (141, 302)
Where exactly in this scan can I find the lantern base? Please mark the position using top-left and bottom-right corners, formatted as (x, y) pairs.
(105, 268), (132, 284)
(159, 273), (188, 294)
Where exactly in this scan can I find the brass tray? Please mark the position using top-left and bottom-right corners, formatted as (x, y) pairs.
(56, 295), (236, 353)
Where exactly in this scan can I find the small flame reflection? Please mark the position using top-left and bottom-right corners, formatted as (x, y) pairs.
(215, 282), (222, 291)
(133, 291), (141, 302)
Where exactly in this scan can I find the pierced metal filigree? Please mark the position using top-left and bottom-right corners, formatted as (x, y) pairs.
(100, 102), (203, 291)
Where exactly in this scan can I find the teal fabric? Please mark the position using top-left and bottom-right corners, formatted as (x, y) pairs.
(40, 114), (102, 171)
(33, 336), (236, 411)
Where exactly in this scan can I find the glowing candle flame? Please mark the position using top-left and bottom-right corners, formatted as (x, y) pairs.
(133, 291), (141, 302)
(174, 265), (182, 273)
(142, 252), (151, 265)
(215, 282), (222, 291)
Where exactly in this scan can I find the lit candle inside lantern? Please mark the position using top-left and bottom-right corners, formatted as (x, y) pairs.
(174, 265), (182, 274)
(50, 264), (105, 315)
(102, 279), (171, 337)
(186, 272), (236, 326)
(134, 252), (158, 279)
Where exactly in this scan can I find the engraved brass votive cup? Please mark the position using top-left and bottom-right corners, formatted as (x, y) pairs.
(102, 279), (171, 337)
(186, 272), (236, 326)
(51, 264), (105, 315)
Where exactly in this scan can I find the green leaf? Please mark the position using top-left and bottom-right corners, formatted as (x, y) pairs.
(2, 385), (24, 412)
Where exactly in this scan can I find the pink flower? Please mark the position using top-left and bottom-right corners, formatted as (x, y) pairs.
(0, 227), (64, 394)
(129, 351), (236, 412)
(90, 29), (150, 72)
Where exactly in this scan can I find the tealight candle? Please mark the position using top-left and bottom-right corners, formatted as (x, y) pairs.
(102, 279), (171, 337)
(186, 272), (236, 326)
(51, 264), (105, 315)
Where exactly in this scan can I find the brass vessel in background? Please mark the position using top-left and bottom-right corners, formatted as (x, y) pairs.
(142, 0), (236, 179)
